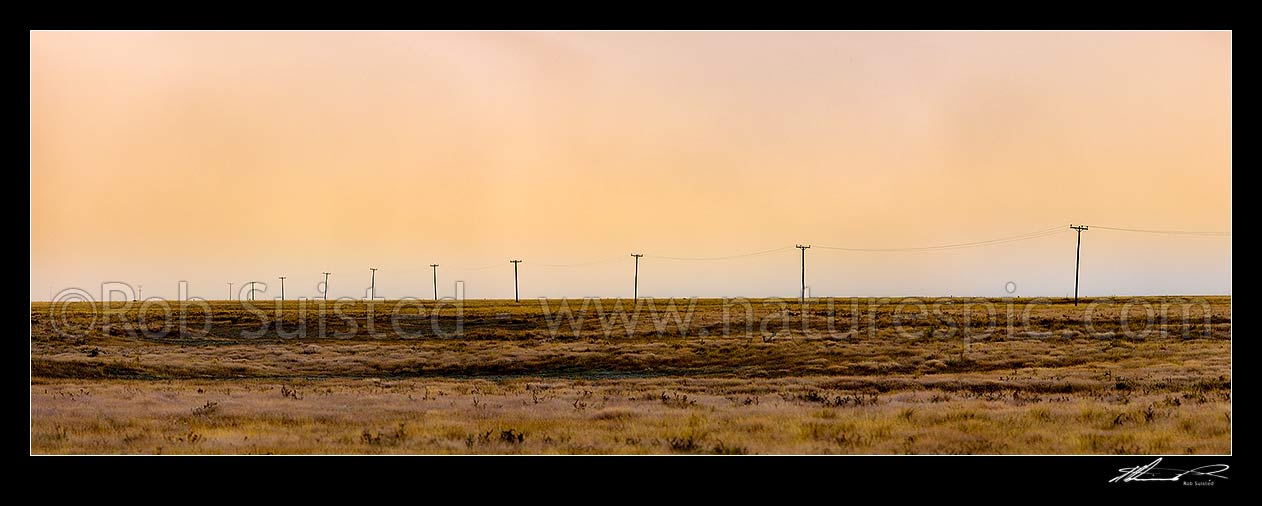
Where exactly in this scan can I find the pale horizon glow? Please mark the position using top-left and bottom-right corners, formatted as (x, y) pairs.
(30, 31), (1231, 300)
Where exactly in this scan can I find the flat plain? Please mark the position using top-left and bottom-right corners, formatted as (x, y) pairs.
(30, 296), (1230, 454)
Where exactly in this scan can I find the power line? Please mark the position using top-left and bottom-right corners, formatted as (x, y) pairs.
(648, 246), (794, 261)
(455, 227), (1080, 269)
(1092, 225), (1230, 237)
(534, 256), (626, 268)
(175, 221), (1229, 302)
(816, 225), (1069, 253)
(449, 262), (505, 272)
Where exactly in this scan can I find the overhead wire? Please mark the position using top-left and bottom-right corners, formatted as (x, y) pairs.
(443, 223), (1225, 269)
(815, 225), (1070, 253)
(647, 246), (795, 261)
(448, 262), (507, 272)
(1091, 225), (1230, 237)
(533, 256), (628, 268)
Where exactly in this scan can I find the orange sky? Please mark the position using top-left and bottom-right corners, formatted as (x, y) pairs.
(30, 31), (1231, 300)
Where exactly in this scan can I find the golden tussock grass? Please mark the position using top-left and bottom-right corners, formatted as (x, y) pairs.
(30, 297), (1230, 454)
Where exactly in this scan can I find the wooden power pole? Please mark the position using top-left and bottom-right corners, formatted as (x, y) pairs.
(795, 244), (810, 304)
(430, 264), (439, 301)
(631, 254), (644, 300)
(1070, 225), (1088, 306)
(510, 260), (522, 302)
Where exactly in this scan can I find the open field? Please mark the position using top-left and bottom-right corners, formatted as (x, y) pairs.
(31, 297), (1230, 454)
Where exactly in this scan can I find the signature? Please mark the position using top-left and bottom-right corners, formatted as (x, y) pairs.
(1110, 458), (1229, 483)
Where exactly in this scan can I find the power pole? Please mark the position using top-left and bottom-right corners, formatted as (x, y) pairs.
(430, 264), (440, 301)
(369, 268), (377, 301)
(1070, 225), (1089, 306)
(631, 254), (644, 300)
(227, 282), (233, 301)
(279, 276), (286, 301)
(138, 284), (143, 302)
(510, 260), (522, 302)
(249, 281), (255, 301)
(322, 272), (331, 301)
(795, 245), (810, 304)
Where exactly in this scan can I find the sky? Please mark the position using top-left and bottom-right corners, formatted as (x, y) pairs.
(30, 31), (1231, 301)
